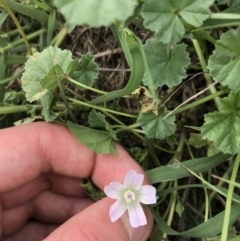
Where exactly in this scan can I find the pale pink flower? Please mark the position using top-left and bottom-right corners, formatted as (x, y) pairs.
(104, 170), (156, 228)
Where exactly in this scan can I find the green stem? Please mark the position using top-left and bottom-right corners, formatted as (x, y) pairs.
(67, 76), (107, 95)
(0, 29), (45, 54)
(209, 163), (234, 203)
(103, 111), (174, 154)
(183, 19), (216, 45)
(1, 0), (32, 55)
(102, 111), (124, 126)
(213, 3), (221, 12)
(200, 172), (209, 222)
(162, 180), (177, 240)
(114, 123), (141, 133)
(220, 153), (240, 241)
(67, 97), (138, 118)
(146, 138), (161, 167)
(64, 86), (87, 101)
(57, 77), (77, 123)
(0, 69), (24, 84)
(115, 127), (144, 134)
(0, 105), (42, 114)
(187, 139), (210, 222)
(168, 132), (186, 164)
(0, 26), (29, 38)
(172, 89), (225, 115)
(157, 133), (185, 193)
(197, 30), (216, 45)
(195, 22), (240, 31)
(51, 27), (68, 47)
(210, 13), (240, 20)
(192, 38), (221, 109)
(0, 103), (84, 115)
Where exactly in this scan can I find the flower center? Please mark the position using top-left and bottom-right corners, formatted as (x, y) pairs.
(123, 190), (136, 203)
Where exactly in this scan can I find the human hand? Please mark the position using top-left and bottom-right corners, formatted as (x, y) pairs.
(0, 122), (153, 241)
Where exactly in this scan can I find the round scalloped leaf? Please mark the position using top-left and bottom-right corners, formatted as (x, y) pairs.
(142, 0), (214, 44)
(201, 90), (240, 155)
(21, 46), (72, 102)
(208, 26), (240, 90)
(54, 0), (137, 27)
(88, 110), (118, 141)
(137, 106), (176, 140)
(67, 121), (116, 154)
(72, 53), (99, 88)
(143, 38), (190, 88)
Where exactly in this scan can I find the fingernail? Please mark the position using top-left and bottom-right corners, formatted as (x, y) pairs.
(121, 207), (153, 241)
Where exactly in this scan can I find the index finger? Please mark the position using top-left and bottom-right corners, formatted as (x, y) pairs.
(0, 122), (145, 193)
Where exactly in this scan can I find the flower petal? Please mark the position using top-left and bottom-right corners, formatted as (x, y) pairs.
(128, 203), (147, 228)
(124, 170), (144, 190)
(138, 185), (156, 204)
(104, 181), (124, 199)
(109, 199), (127, 222)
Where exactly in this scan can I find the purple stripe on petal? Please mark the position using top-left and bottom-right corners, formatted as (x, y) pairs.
(104, 181), (124, 199)
(128, 203), (147, 228)
(124, 170), (144, 190)
(137, 185), (156, 204)
(109, 199), (127, 222)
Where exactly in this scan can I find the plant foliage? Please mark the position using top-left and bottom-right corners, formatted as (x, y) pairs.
(142, 0), (214, 44)
(54, 0), (138, 27)
(1, 0), (240, 239)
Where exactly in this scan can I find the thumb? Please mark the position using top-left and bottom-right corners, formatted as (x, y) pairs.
(44, 198), (153, 241)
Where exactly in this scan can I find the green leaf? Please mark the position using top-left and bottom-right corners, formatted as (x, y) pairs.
(80, 178), (105, 201)
(206, 227), (238, 240)
(54, 0), (137, 27)
(66, 59), (80, 75)
(188, 133), (219, 157)
(175, 199), (184, 217)
(150, 202), (240, 238)
(166, 135), (178, 146)
(88, 109), (107, 129)
(88, 110), (118, 140)
(0, 54), (6, 103)
(0, 11), (8, 26)
(126, 147), (145, 164)
(147, 153), (231, 184)
(142, 0), (214, 44)
(67, 121), (116, 154)
(217, 0), (239, 6)
(40, 65), (65, 91)
(22, 46), (72, 102)
(201, 90), (240, 155)
(143, 39), (190, 88)
(137, 106), (176, 139)
(208, 26), (240, 90)
(72, 54), (99, 88)
(0, 36), (8, 48)
(4, 0), (62, 29)
(188, 133), (208, 148)
(41, 91), (59, 122)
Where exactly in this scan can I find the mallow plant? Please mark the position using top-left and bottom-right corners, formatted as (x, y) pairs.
(1, 0), (240, 240)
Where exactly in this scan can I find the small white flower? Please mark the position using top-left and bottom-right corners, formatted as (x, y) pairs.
(104, 170), (156, 228)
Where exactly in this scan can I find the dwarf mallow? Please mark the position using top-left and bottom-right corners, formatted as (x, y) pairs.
(104, 170), (157, 228)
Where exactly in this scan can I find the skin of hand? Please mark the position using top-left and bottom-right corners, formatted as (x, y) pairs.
(0, 122), (153, 241)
